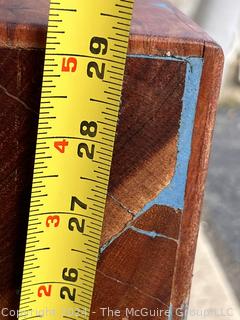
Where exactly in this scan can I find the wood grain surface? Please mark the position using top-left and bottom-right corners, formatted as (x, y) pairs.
(0, 0), (212, 53)
(0, 0), (224, 319)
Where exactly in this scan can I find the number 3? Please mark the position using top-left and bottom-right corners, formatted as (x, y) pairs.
(46, 215), (60, 227)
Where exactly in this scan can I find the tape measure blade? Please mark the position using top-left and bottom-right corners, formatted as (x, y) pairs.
(19, 1), (134, 319)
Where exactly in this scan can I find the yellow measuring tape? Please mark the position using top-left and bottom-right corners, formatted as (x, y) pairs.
(19, 1), (134, 319)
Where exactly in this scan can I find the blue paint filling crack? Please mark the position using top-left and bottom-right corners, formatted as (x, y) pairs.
(130, 226), (178, 243)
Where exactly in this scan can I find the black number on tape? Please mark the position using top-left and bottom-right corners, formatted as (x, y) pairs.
(62, 268), (78, 282)
(60, 287), (76, 301)
(70, 196), (87, 211)
(87, 61), (105, 79)
(68, 217), (85, 233)
(78, 143), (95, 159)
(90, 37), (108, 55)
(80, 121), (98, 137)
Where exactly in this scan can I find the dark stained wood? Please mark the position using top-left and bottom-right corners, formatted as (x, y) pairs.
(0, 0), (224, 319)
(0, 48), (44, 313)
(109, 57), (186, 212)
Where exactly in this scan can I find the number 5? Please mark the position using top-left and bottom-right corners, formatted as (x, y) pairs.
(62, 57), (77, 72)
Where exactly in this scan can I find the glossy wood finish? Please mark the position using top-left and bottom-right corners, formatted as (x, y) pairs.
(0, 0), (224, 319)
(0, 0), (211, 53)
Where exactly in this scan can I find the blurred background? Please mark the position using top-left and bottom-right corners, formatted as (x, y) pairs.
(169, 0), (240, 319)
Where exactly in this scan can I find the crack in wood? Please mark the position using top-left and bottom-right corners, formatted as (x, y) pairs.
(100, 206), (179, 254)
(97, 269), (169, 308)
(109, 193), (135, 216)
(129, 225), (179, 243)
(0, 83), (37, 115)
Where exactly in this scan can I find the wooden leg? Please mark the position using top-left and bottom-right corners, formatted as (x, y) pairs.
(0, 1), (223, 319)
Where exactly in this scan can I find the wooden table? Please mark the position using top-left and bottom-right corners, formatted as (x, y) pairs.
(0, 0), (223, 319)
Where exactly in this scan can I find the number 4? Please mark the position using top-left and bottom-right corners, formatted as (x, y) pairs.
(54, 139), (69, 153)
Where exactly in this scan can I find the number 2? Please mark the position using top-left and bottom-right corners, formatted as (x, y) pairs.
(60, 287), (76, 301)
(68, 217), (85, 233)
(38, 285), (52, 297)
(87, 62), (105, 79)
(78, 143), (95, 159)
